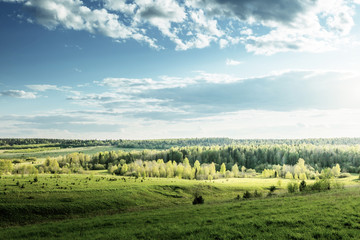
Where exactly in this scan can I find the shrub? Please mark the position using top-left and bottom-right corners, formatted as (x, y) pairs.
(269, 185), (276, 192)
(193, 196), (204, 205)
(287, 182), (299, 193)
(243, 190), (252, 199)
(254, 190), (262, 198)
(311, 179), (331, 191)
(93, 164), (105, 170)
(299, 180), (306, 192)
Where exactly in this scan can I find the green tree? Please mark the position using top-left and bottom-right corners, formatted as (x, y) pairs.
(285, 171), (293, 179)
(331, 164), (341, 177)
(220, 163), (226, 175)
(120, 163), (128, 174)
(231, 163), (239, 177)
(0, 160), (13, 174)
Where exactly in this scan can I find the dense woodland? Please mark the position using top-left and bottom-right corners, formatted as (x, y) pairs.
(2, 137), (360, 149)
(2, 144), (357, 175)
(1, 138), (360, 175)
(84, 145), (359, 173)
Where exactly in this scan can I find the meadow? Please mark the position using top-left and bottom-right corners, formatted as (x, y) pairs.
(0, 173), (359, 239)
(0, 140), (360, 239)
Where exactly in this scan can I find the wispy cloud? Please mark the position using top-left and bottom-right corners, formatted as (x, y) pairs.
(63, 69), (360, 121)
(0, 90), (36, 99)
(26, 84), (71, 92)
(226, 59), (243, 66)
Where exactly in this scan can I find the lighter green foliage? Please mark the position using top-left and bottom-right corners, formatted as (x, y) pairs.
(332, 164), (341, 177)
(220, 163), (226, 175)
(231, 163), (239, 177)
(285, 172), (293, 179)
(0, 159), (13, 174)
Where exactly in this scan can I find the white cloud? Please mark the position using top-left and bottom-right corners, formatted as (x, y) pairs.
(0, 90), (37, 99)
(2, 0), (359, 53)
(26, 84), (71, 92)
(16, 0), (159, 49)
(103, 0), (136, 14)
(226, 59), (243, 66)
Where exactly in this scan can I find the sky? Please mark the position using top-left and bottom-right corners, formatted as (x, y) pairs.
(0, 0), (360, 140)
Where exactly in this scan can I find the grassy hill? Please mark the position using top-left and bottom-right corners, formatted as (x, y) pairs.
(0, 174), (359, 239)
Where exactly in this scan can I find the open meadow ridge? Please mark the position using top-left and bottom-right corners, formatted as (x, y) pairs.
(1, 139), (360, 239)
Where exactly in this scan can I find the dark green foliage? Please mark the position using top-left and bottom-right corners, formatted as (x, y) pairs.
(299, 180), (307, 191)
(287, 182), (299, 193)
(243, 190), (252, 199)
(2, 138), (360, 173)
(192, 196), (204, 205)
(254, 190), (262, 198)
(311, 179), (331, 191)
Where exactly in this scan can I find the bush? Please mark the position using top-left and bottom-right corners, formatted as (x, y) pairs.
(254, 190), (262, 198)
(299, 180), (306, 192)
(243, 190), (252, 199)
(269, 185), (276, 192)
(93, 164), (105, 170)
(193, 196), (204, 205)
(287, 182), (299, 193)
(311, 179), (331, 191)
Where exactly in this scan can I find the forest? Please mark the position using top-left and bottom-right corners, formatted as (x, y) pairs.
(47, 144), (360, 173)
(2, 137), (360, 149)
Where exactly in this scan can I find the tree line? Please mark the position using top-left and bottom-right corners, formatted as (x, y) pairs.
(2, 137), (360, 150)
(83, 145), (359, 173)
(2, 144), (354, 174)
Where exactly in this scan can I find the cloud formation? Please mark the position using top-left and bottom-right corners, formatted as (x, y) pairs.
(0, 90), (36, 99)
(226, 59), (243, 66)
(2, 0), (359, 54)
(65, 70), (360, 121)
(26, 84), (71, 92)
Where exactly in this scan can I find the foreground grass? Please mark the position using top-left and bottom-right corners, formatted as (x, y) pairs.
(0, 174), (359, 239)
(1, 188), (359, 239)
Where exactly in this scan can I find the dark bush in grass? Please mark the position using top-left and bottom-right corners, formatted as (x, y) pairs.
(287, 182), (299, 193)
(254, 190), (262, 198)
(243, 190), (252, 199)
(299, 180), (307, 192)
(193, 196), (204, 205)
(311, 179), (330, 191)
(269, 185), (276, 192)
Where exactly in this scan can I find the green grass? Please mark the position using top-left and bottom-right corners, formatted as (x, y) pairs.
(0, 174), (359, 239)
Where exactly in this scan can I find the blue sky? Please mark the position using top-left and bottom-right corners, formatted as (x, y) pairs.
(1, 0), (360, 139)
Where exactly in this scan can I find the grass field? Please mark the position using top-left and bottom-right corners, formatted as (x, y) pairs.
(0, 173), (359, 239)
